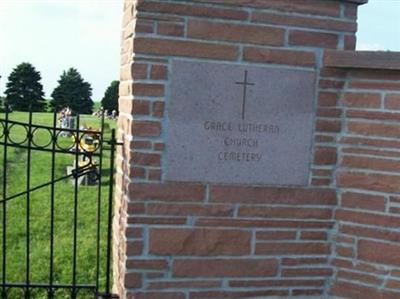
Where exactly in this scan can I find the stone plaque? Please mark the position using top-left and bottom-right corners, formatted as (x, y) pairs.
(165, 60), (316, 185)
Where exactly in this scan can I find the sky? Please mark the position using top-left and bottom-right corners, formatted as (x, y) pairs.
(0, 0), (399, 101)
(0, 0), (123, 101)
(357, 0), (400, 51)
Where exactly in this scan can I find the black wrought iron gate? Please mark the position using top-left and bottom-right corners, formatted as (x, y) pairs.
(0, 106), (119, 299)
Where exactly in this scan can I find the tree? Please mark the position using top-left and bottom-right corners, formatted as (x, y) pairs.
(101, 80), (119, 113)
(0, 97), (4, 112)
(4, 63), (47, 112)
(50, 68), (94, 114)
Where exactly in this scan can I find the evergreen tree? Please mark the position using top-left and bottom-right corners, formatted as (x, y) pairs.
(101, 80), (119, 112)
(0, 97), (4, 112)
(50, 68), (94, 114)
(4, 62), (47, 111)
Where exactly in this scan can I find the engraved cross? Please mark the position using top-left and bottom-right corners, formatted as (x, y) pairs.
(235, 70), (255, 120)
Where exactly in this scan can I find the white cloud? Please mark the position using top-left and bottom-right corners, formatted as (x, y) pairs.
(356, 43), (387, 51)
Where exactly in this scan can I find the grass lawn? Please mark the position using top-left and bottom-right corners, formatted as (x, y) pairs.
(0, 111), (117, 298)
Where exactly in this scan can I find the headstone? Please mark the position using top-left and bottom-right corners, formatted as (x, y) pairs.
(166, 60), (316, 185)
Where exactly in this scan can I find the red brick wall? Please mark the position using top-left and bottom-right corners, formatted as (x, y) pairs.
(321, 51), (400, 298)
(112, 1), (400, 299)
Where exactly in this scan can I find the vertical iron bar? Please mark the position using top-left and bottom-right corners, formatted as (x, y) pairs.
(48, 111), (57, 299)
(2, 105), (9, 298)
(25, 108), (33, 299)
(105, 129), (116, 295)
(72, 115), (80, 299)
(95, 114), (105, 294)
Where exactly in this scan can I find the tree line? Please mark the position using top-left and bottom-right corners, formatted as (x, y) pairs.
(1, 62), (119, 114)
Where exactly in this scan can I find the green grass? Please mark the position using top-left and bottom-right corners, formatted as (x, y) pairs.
(0, 111), (117, 298)
(93, 102), (102, 112)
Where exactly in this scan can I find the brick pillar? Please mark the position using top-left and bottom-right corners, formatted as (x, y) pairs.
(115, 1), (369, 298)
(113, 1), (136, 296)
(322, 51), (400, 299)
